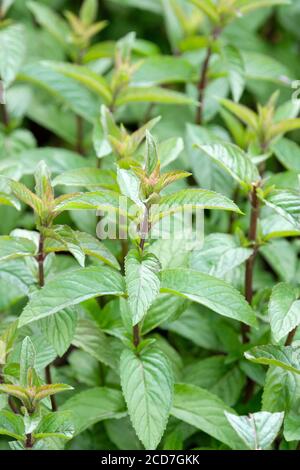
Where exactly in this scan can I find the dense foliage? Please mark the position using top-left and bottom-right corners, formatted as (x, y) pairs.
(0, 0), (300, 451)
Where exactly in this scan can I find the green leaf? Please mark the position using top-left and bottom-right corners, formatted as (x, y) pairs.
(0, 236), (36, 262)
(151, 188), (242, 223)
(0, 192), (21, 210)
(263, 189), (300, 229)
(35, 383), (73, 402)
(171, 384), (244, 449)
(237, 0), (290, 15)
(125, 249), (161, 326)
(0, 384), (28, 402)
(0, 23), (26, 87)
(53, 168), (117, 190)
(45, 62), (112, 104)
(34, 411), (74, 441)
(45, 229), (120, 270)
(270, 118), (300, 140)
(272, 138), (300, 172)
(269, 283), (300, 343)
(28, 1), (70, 48)
(219, 98), (258, 130)
(117, 167), (142, 207)
(225, 411), (284, 450)
(0, 410), (24, 441)
(54, 190), (132, 217)
(183, 356), (245, 406)
(61, 387), (126, 434)
(39, 308), (77, 357)
(20, 336), (36, 387)
(120, 345), (173, 449)
(132, 56), (194, 85)
(115, 86), (197, 106)
(72, 318), (118, 369)
(145, 131), (158, 176)
(161, 268), (257, 326)
(223, 45), (245, 103)
(44, 225), (86, 267)
(2, 147), (87, 176)
(18, 63), (98, 122)
(10, 180), (43, 215)
(18, 266), (125, 326)
(188, 0), (219, 23)
(245, 345), (300, 374)
(80, 0), (98, 25)
(196, 142), (260, 188)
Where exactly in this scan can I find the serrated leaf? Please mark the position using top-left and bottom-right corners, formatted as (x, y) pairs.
(263, 189), (300, 229)
(197, 143), (260, 188)
(45, 62), (112, 104)
(225, 411), (284, 450)
(28, 1), (70, 48)
(0, 23), (26, 87)
(245, 345), (300, 374)
(54, 190), (133, 217)
(171, 384), (244, 449)
(224, 45), (245, 103)
(39, 308), (77, 357)
(120, 345), (173, 449)
(45, 229), (120, 270)
(18, 266), (125, 326)
(34, 411), (74, 441)
(10, 180), (43, 215)
(125, 249), (161, 325)
(19, 336), (35, 387)
(161, 268), (257, 326)
(0, 236), (36, 262)
(53, 168), (117, 190)
(72, 318), (118, 369)
(0, 410), (24, 441)
(151, 188), (242, 223)
(61, 387), (126, 434)
(183, 356), (245, 406)
(0, 384), (28, 402)
(35, 383), (73, 402)
(269, 283), (300, 342)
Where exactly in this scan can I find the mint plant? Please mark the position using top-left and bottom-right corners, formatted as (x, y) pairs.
(0, 0), (300, 453)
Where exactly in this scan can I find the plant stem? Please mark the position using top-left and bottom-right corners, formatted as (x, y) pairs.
(25, 433), (34, 449)
(0, 103), (9, 127)
(37, 232), (57, 412)
(285, 327), (297, 346)
(195, 28), (220, 125)
(132, 206), (150, 348)
(242, 184), (260, 404)
(242, 183), (260, 343)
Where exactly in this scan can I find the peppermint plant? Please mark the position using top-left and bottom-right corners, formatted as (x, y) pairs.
(0, 0), (300, 453)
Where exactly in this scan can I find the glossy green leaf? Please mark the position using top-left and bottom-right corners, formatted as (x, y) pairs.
(225, 411), (284, 450)
(125, 249), (161, 326)
(61, 387), (126, 434)
(18, 266), (125, 326)
(197, 142), (260, 188)
(269, 283), (300, 342)
(161, 268), (257, 326)
(171, 384), (244, 449)
(120, 345), (173, 450)
(245, 345), (300, 374)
